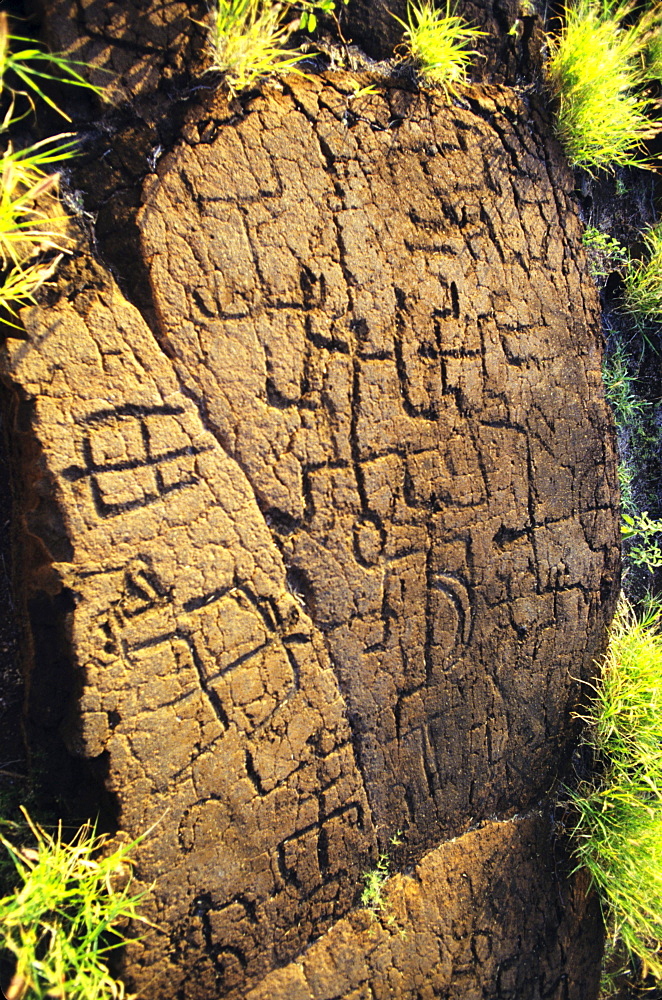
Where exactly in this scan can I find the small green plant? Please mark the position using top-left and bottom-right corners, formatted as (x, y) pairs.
(0, 254), (61, 320)
(0, 152), (70, 316)
(508, 3), (537, 40)
(392, 0), (484, 94)
(582, 225), (628, 280)
(346, 80), (379, 99)
(622, 511), (662, 572)
(615, 176), (628, 197)
(624, 223), (662, 321)
(570, 598), (662, 982)
(208, 0), (345, 94)
(206, 0), (306, 95)
(621, 511), (662, 543)
(360, 852), (391, 914)
(618, 459), (636, 516)
(0, 138), (77, 307)
(0, 18), (103, 123)
(600, 325), (662, 574)
(545, 0), (662, 173)
(630, 540), (662, 572)
(206, 0), (351, 93)
(360, 851), (407, 936)
(602, 343), (648, 428)
(294, 0), (348, 35)
(645, 22), (662, 83)
(0, 808), (150, 1000)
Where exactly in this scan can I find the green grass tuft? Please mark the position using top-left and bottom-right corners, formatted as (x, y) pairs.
(392, 0), (484, 95)
(571, 599), (662, 981)
(360, 852), (391, 913)
(0, 257), (63, 319)
(0, 138), (76, 261)
(0, 135), (74, 324)
(0, 808), (150, 1000)
(617, 458), (637, 516)
(545, 0), (662, 173)
(582, 225), (628, 280)
(602, 342), (649, 428)
(208, 0), (310, 95)
(645, 23), (662, 83)
(0, 13), (104, 124)
(624, 223), (662, 321)
(0, 13), (101, 321)
(622, 512), (662, 573)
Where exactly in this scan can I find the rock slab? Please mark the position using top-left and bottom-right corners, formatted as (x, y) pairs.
(138, 77), (619, 853)
(1, 73), (618, 999)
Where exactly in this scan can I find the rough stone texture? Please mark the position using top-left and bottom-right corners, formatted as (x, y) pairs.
(29, 0), (546, 100)
(246, 812), (602, 1000)
(0, 24), (619, 1000)
(0, 413), (22, 782)
(138, 76), (620, 860)
(28, 0), (208, 115)
(4, 266), (376, 996)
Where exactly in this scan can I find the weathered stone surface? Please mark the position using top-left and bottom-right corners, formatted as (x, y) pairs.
(1, 42), (618, 1000)
(0, 410), (21, 779)
(247, 812), (602, 1000)
(138, 76), (619, 859)
(32, 0), (545, 103)
(4, 270), (374, 995)
(30, 0), (208, 113)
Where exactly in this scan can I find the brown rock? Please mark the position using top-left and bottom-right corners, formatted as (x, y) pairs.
(343, 0), (546, 85)
(138, 75), (619, 857)
(30, 0), (208, 115)
(247, 813), (602, 1000)
(4, 268), (375, 995)
(1, 13), (618, 999)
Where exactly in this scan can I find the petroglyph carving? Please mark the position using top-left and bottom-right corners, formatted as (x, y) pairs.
(3, 276), (375, 996)
(138, 79), (619, 861)
(62, 404), (213, 518)
(1, 69), (619, 999)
